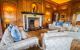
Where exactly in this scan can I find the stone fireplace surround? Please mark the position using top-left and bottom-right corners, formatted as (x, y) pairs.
(22, 12), (43, 31)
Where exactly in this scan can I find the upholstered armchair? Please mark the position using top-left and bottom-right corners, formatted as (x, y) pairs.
(42, 33), (73, 50)
(0, 28), (39, 50)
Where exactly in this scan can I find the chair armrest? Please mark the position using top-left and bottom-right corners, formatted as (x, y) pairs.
(9, 37), (39, 50)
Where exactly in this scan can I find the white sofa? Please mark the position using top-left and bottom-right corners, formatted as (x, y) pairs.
(42, 32), (80, 50)
(42, 36), (73, 50)
(0, 28), (39, 50)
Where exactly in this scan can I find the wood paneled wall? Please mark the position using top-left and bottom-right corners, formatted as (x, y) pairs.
(1, 0), (80, 29)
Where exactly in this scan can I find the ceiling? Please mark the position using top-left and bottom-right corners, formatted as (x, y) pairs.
(51, 0), (71, 4)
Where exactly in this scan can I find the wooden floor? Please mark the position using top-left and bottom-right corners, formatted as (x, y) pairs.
(26, 29), (80, 50)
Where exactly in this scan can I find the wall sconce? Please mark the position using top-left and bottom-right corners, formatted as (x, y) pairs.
(45, 11), (51, 15)
(53, 7), (57, 11)
(48, 19), (51, 22)
(4, 6), (14, 12)
(5, 19), (10, 23)
(46, 4), (51, 8)
(61, 6), (67, 10)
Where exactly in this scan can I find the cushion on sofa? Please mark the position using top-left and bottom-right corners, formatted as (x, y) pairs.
(19, 27), (28, 39)
(55, 22), (63, 26)
(63, 22), (70, 27)
(11, 26), (22, 42)
(8, 24), (13, 32)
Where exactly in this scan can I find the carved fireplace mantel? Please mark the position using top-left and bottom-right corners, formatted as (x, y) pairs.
(22, 12), (44, 31)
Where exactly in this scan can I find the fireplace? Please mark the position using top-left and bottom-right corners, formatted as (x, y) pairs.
(22, 12), (43, 31)
(28, 17), (39, 31)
